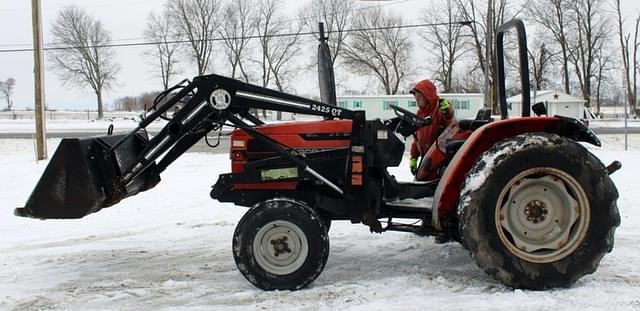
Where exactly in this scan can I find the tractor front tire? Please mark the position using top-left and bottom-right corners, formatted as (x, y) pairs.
(233, 198), (329, 290)
(458, 133), (619, 289)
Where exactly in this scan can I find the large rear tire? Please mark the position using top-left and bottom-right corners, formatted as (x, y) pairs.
(458, 133), (619, 289)
(233, 198), (329, 290)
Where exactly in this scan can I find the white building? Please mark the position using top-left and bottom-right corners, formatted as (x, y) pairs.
(336, 93), (485, 120)
(506, 90), (590, 120)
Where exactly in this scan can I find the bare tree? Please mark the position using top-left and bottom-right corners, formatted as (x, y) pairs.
(593, 50), (613, 115)
(455, 0), (519, 111)
(527, 0), (572, 94)
(167, 0), (223, 75)
(0, 78), (15, 111)
(144, 10), (182, 90)
(419, 0), (468, 92)
(219, 0), (255, 82)
(615, 0), (640, 117)
(254, 0), (303, 92)
(113, 96), (139, 112)
(302, 0), (356, 66)
(567, 0), (610, 108)
(113, 91), (159, 112)
(49, 6), (120, 119)
(528, 40), (557, 91)
(452, 67), (484, 93)
(343, 7), (412, 95)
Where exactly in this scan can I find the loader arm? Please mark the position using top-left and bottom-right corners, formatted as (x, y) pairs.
(15, 74), (364, 219)
(119, 74), (357, 191)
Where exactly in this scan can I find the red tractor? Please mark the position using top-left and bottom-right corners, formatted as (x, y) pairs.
(16, 20), (620, 290)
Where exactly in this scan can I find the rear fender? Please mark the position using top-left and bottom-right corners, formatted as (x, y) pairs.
(431, 116), (600, 230)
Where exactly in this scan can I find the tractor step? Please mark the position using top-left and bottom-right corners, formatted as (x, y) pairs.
(383, 220), (439, 236)
(384, 197), (433, 213)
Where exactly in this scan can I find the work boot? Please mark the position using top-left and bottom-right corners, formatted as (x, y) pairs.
(362, 211), (383, 233)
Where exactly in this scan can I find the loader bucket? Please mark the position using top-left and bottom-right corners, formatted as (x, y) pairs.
(14, 133), (161, 219)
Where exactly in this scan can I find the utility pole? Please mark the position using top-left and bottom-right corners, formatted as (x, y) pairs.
(485, 0), (493, 110)
(31, 0), (47, 160)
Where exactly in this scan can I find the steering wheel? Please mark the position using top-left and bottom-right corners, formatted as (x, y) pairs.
(389, 103), (431, 128)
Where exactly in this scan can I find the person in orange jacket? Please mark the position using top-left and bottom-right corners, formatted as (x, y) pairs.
(409, 79), (456, 175)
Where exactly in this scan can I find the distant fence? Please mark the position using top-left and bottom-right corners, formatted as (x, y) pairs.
(0, 110), (299, 121)
(598, 106), (640, 119)
(0, 110), (141, 120)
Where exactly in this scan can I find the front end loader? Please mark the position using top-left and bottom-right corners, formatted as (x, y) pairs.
(16, 19), (621, 291)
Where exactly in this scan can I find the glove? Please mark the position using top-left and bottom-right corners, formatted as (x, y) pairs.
(409, 158), (418, 175)
(439, 99), (450, 113)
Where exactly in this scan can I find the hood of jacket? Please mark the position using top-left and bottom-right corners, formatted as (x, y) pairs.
(411, 80), (439, 111)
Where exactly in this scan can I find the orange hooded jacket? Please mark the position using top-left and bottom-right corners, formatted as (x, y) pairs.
(409, 80), (456, 159)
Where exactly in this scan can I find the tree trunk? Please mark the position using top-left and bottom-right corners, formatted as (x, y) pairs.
(562, 48), (570, 94)
(595, 73), (602, 115)
(633, 16), (640, 117)
(96, 90), (104, 120)
(231, 63), (238, 80)
(490, 70), (498, 114)
(239, 62), (250, 83)
(274, 78), (283, 120)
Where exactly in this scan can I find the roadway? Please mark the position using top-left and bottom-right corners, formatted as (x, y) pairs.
(0, 131), (232, 154)
(1, 127), (638, 155)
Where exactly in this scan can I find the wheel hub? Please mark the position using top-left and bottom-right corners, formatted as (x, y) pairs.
(496, 168), (590, 263)
(271, 236), (292, 256)
(252, 220), (309, 275)
(524, 200), (548, 223)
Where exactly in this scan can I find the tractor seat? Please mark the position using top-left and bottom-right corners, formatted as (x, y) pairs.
(459, 108), (493, 131)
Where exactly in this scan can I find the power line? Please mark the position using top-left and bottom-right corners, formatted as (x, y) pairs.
(0, 0), (166, 13)
(0, 0), (411, 48)
(0, 21), (472, 54)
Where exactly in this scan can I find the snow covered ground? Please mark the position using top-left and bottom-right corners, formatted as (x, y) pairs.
(1, 132), (640, 310)
(0, 118), (166, 134)
(0, 115), (317, 134)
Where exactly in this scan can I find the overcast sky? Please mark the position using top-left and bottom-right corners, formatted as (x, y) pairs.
(1, 0), (640, 111)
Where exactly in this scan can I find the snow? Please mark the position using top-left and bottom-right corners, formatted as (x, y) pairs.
(0, 118), (167, 134)
(385, 197), (433, 210)
(1, 127), (640, 310)
(0, 115), (320, 134)
(589, 119), (640, 128)
(460, 134), (555, 201)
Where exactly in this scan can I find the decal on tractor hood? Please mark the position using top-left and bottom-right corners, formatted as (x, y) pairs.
(311, 103), (343, 117)
(261, 167), (299, 181)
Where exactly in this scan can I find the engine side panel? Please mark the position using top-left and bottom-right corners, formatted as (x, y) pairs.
(230, 119), (352, 173)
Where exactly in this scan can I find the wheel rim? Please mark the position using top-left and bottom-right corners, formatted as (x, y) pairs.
(252, 220), (309, 275)
(495, 167), (590, 263)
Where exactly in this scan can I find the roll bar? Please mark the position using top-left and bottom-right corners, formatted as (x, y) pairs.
(496, 19), (531, 119)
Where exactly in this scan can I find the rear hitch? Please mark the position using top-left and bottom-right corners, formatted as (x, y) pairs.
(606, 161), (622, 175)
